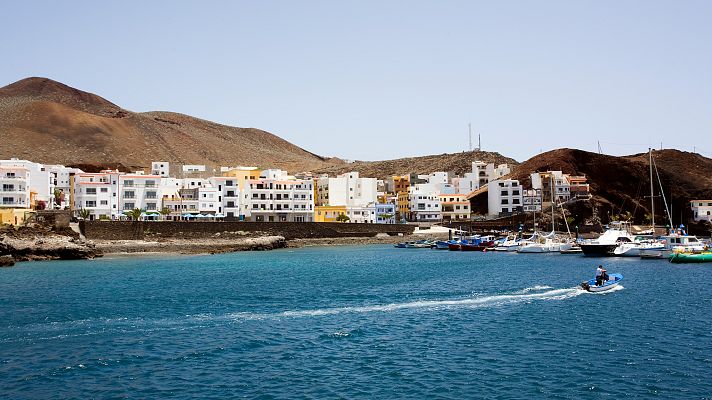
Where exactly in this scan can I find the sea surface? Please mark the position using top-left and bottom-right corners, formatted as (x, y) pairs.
(1, 245), (711, 399)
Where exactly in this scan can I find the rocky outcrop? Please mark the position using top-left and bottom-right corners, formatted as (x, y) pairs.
(0, 226), (102, 264)
(94, 235), (287, 255)
(0, 255), (14, 267)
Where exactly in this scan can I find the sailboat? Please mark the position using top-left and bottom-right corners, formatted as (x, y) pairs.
(518, 176), (567, 253)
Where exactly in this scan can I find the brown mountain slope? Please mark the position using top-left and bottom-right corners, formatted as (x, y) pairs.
(313, 150), (518, 179)
(470, 148), (712, 230)
(0, 77), (336, 172)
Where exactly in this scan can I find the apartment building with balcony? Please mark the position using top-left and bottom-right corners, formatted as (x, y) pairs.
(0, 166), (30, 209)
(439, 194), (470, 221)
(245, 169), (314, 222)
(487, 179), (523, 217)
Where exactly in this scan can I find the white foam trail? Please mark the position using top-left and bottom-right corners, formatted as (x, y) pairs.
(513, 285), (553, 294)
(228, 287), (583, 320)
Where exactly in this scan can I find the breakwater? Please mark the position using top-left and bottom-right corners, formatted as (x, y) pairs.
(80, 221), (415, 241)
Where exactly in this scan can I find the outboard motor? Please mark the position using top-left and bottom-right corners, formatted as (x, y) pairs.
(580, 281), (590, 291)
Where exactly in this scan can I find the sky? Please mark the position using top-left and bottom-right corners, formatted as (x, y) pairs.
(2, 0), (711, 162)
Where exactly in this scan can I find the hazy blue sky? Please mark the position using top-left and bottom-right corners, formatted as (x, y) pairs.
(2, 1), (710, 161)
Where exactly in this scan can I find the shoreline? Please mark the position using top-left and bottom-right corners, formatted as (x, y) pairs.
(2, 228), (454, 264)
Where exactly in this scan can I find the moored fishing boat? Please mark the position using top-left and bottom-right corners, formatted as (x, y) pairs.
(580, 273), (623, 292)
(434, 241), (451, 250)
(668, 251), (712, 264)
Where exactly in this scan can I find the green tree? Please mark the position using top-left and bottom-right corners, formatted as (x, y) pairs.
(160, 207), (171, 221)
(78, 209), (91, 220)
(53, 189), (65, 208)
(125, 208), (144, 221)
(335, 213), (350, 223)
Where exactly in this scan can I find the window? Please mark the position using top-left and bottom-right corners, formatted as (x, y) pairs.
(100, 200), (108, 206)
(124, 191), (134, 199)
(2, 184), (14, 191)
(85, 201), (96, 207)
(146, 191), (157, 199)
(124, 202), (135, 210)
(145, 180), (156, 188)
(123, 180), (134, 187)
(100, 187), (108, 193)
(501, 191), (508, 196)
(146, 203), (157, 210)
(86, 188), (97, 194)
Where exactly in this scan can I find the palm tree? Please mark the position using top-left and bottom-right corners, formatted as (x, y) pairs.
(125, 208), (144, 221)
(160, 207), (171, 221)
(78, 208), (91, 220)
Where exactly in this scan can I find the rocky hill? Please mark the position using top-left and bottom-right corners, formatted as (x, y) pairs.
(313, 150), (518, 179)
(470, 148), (712, 232)
(0, 77), (339, 172)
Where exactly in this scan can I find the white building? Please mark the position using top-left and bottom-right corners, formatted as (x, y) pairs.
(316, 171), (378, 208)
(690, 200), (712, 222)
(523, 189), (542, 212)
(0, 165), (30, 209)
(151, 161), (170, 177)
(531, 171), (571, 204)
(0, 159), (53, 207)
(454, 161), (512, 195)
(73, 171), (122, 220)
(244, 169), (314, 222)
(346, 205), (377, 223)
(408, 184), (442, 221)
(487, 179), (523, 217)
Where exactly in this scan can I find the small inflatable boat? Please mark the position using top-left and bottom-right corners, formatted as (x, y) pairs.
(580, 273), (623, 292)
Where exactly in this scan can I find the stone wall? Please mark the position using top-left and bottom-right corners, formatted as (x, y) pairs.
(35, 210), (72, 229)
(80, 221), (415, 241)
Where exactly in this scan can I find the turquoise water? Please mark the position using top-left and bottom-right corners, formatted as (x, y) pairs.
(1, 246), (711, 399)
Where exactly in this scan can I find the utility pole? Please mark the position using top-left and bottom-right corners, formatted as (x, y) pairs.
(597, 141), (602, 154)
(468, 123), (472, 152)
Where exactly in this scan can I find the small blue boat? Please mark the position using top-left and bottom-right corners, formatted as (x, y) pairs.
(580, 273), (623, 292)
(434, 241), (451, 250)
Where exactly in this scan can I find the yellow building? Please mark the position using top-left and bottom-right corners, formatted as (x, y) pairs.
(0, 209), (33, 226)
(222, 167), (260, 188)
(396, 191), (410, 221)
(439, 194), (471, 221)
(314, 205), (348, 222)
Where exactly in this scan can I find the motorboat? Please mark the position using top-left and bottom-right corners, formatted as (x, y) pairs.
(493, 235), (521, 252)
(580, 273), (623, 292)
(434, 241), (451, 250)
(405, 240), (434, 249)
(580, 221), (637, 256)
(639, 230), (706, 259)
(613, 237), (664, 257)
(560, 244), (583, 254)
(460, 235), (496, 252)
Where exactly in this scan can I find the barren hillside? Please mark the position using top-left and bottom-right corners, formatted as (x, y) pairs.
(313, 150), (518, 179)
(0, 77), (338, 172)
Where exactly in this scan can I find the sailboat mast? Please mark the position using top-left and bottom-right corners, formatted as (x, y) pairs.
(551, 175), (555, 233)
(649, 148), (655, 230)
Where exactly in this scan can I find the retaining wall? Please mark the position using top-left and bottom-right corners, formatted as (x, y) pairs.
(80, 221), (415, 241)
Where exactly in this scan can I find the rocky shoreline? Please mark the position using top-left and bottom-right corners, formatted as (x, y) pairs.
(0, 226), (101, 266)
(94, 235), (287, 255)
(1, 226), (449, 267)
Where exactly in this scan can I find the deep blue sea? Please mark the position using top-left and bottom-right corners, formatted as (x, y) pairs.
(1, 245), (711, 399)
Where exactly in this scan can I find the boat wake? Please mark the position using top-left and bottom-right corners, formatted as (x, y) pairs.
(227, 286), (583, 320)
(3, 286), (589, 343)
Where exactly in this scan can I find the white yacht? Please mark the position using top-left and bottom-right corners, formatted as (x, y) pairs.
(580, 221), (637, 256)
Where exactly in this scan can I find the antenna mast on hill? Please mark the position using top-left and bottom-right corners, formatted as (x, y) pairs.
(468, 123), (472, 151)
(597, 141), (602, 154)
(478, 132), (481, 151)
